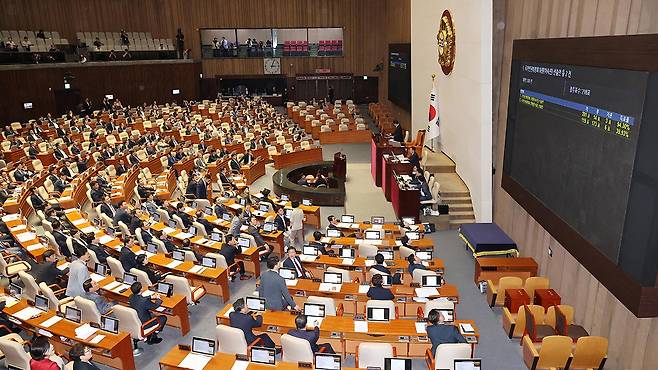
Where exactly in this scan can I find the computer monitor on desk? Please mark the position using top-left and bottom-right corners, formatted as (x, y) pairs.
(304, 303), (326, 318)
(385, 358), (412, 370)
(454, 359), (482, 370)
(367, 307), (390, 322)
(365, 230), (381, 240)
(246, 297), (266, 312)
(371, 216), (385, 224)
(327, 229), (341, 238)
(340, 215), (355, 223)
(251, 346), (276, 365)
(191, 337), (216, 356)
(323, 272), (343, 284)
(315, 353), (341, 370)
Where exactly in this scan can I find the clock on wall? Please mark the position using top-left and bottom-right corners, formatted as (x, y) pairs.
(263, 58), (281, 75)
(437, 9), (456, 75)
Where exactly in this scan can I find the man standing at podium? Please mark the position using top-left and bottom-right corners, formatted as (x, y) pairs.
(391, 120), (404, 142)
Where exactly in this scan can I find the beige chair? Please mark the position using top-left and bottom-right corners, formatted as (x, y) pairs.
(0, 253), (30, 278)
(165, 275), (206, 305)
(74, 296), (104, 324)
(300, 140), (311, 150)
(32, 159), (44, 172)
(267, 146), (278, 157)
(365, 299), (397, 319)
(338, 123), (349, 131)
(326, 266), (352, 283)
(18, 271), (40, 301)
(130, 268), (153, 287)
(106, 256), (125, 278)
(486, 276), (523, 307)
(521, 335), (572, 370)
(523, 276), (549, 301)
(357, 123), (367, 130)
(281, 333), (314, 363)
(39, 282), (74, 313)
(570, 336), (608, 370)
(427, 343), (472, 370)
(358, 244), (378, 258)
(0, 337), (31, 369)
(118, 220), (132, 237)
(413, 269), (439, 284)
(320, 125), (331, 133)
(215, 324), (257, 355)
(398, 246), (415, 259)
(419, 299), (455, 318)
(283, 143), (293, 152)
(192, 221), (208, 237)
(113, 305), (162, 356)
(356, 343), (394, 369)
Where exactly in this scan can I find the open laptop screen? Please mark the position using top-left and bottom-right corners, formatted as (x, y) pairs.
(454, 359), (482, 370)
(367, 307), (390, 321)
(191, 337), (216, 356)
(250, 346), (276, 365)
(315, 353), (341, 370)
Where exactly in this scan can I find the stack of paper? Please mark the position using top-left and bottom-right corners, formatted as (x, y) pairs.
(176, 232), (194, 239)
(74, 323), (97, 339)
(319, 283), (342, 292)
(27, 243), (45, 251)
(103, 281), (122, 291)
(162, 227), (177, 235)
(188, 265), (205, 274)
(415, 287), (439, 298)
(354, 321), (368, 333)
(231, 360), (249, 370)
(341, 258), (355, 265)
(40, 316), (63, 328)
(89, 334), (105, 344)
(285, 279), (298, 287)
(364, 260), (376, 267)
(299, 255), (317, 262)
(460, 323), (475, 334)
(9, 224), (27, 232)
(358, 285), (370, 294)
(166, 260), (183, 269)
(81, 225), (97, 234)
(16, 232), (37, 243)
(415, 322), (428, 334)
(72, 218), (87, 225)
(178, 353), (212, 370)
(90, 273), (104, 283)
(98, 235), (115, 244)
(12, 307), (41, 320)
(1, 214), (20, 222)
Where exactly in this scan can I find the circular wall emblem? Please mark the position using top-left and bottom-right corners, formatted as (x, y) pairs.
(437, 9), (456, 75)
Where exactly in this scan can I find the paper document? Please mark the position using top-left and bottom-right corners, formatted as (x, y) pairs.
(415, 287), (439, 298)
(228, 203), (242, 210)
(16, 232), (37, 243)
(103, 281), (122, 291)
(81, 226), (97, 234)
(364, 260), (375, 267)
(358, 285), (370, 294)
(12, 307), (41, 320)
(141, 290), (154, 297)
(460, 323), (475, 334)
(341, 258), (355, 266)
(362, 240), (382, 246)
(90, 273), (104, 283)
(319, 283), (342, 292)
(351, 223), (360, 228)
(74, 323), (97, 339)
(9, 224), (27, 232)
(320, 237), (332, 243)
(178, 353), (212, 370)
(354, 321), (368, 333)
(299, 255), (317, 262)
(112, 284), (130, 294)
(64, 208), (76, 214)
(421, 261), (429, 267)
(176, 232), (194, 239)
(166, 260), (183, 269)
(89, 334), (105, 344)
(98, 235), (114, 244)
(1, 214), (20, 222)
(285, 279), (298, 287)
(57, 262), (70, 271)
(336, 222), (351, 228)
(3, 296), (19, 308)
(372, 225), (383, 230)
(230, 360), (249, 370)
(188, 265), (204, 274)
(415, 322), (428, 334)
(72, 218), (87, 225)
(27, 243), (45, 251)
(162, 227), (177, 235)
(40, 316), (63, 328)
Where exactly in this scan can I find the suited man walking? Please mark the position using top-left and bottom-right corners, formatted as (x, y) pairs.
(288, 314), (335, 353)
(258, 256), (300, 311)
(229, 298), (276, 348)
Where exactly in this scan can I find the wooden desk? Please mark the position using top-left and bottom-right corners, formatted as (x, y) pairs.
(272, 147), (323, 169)
(319, 129), (371, 144)
(159, 347), (364, 370)
(391, 174), (420, 222)
(215, 305), (478, 358)
(371, 136), (406, 187)
(382, 155), (414, 201)
(534, 289), (561, 310)
(2, 299), (135, 370)
(241, 159), (266, 185)
(473, 257), (538, 284)
(505, 289), (530, 314)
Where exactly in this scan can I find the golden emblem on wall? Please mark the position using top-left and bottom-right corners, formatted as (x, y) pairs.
(437, 9), (455, 75)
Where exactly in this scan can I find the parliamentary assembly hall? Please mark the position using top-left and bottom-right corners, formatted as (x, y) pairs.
(1, 0), (658, 369)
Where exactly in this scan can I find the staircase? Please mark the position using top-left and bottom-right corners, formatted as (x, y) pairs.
(422, 149), (476, 229)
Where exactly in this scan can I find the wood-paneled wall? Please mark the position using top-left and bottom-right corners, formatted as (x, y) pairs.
(0, 0), (386, 77)
(493, 1), (658, 369)
(376, 0), (412, 132)
(0, 61), (200, 123)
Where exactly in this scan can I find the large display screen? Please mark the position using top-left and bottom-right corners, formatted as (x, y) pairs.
(504, 61), (649, 263)
(388, 43), (411, 112)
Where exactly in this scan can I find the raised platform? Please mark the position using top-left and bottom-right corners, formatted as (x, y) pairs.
(272, 161), (345, 206)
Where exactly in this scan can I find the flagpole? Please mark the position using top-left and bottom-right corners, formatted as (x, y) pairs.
(431, 73), (436, 152)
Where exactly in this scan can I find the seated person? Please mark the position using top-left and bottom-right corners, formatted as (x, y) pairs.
(366, 273), (395, 300)
(308, 231), (334, 256)
(282, 246), (310, 278)
(31, 249), (67, 286)
(288, 314), (335, 354)
(135, 254), (163, 284)
(426, 308), (467, 355)
(119, 238), (138, 272)
(407, 253), (427, 275)
(195, 210), (215, 235)
(85, 233), (110, 264)
(128, 282), (167, 344)
(175, 202), (193, 228)
(29, 335), (66, 370)
(369, 253), (402, 284)
(220, 235), (248, 280)
(68, 343), (102, 370)
(229, 298), (276, 348)
(81, 279), (114, 316)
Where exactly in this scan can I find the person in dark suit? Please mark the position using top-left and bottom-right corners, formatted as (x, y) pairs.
(426, 308), (466, 356)
(229, 298), (276, 348)
(308, 231), (334, 256)
(228, 154), (241, 173)
(367, 273), (395, 300)
(135, 254), (162, 283)
(31, 249), (67, 285)
(241, 150), (254, 165)
(113, 201), (132, 226)
(119, 239), (138, 272)
(68, 343), (102, 370)
(175, 202), (192, 228)
(391, 120), (404, 142)
(370, 253), (402, 284)
(30, 191), (48, 211)
(89, 181), (105, 205)
(128, 282), (167, 344)
(273, 206), (288, 232)
(99, 195), (116, 219)
(195, 174), (208, 200)
(406, 147), (421, 170)
(258, 256), (300, 311)
(281, 246), (310, 279)
(288, 314), (335, 354)
(214, 197), (227, 217)
(51, 220), (72, 258)
(326, 215), (340, 232)
(220, 235), (248, 280)
(407, 253), (427, 275)
(153, 230), (175, 253)
(85, 234), (109, 264)
(53, 143), (69, 160)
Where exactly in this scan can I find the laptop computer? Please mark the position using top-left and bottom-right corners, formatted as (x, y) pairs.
(147, 242), (158, 254)
(438, 308), (454, 323)
(384, 358), (412, 370)
(280, 194), (289, 201)
(366, 307), (390, 322)
(204, 206), (213, 216)
(259, 204), (270, 212)
(245, 297), (266, 312)
(379, 250), (394, 260)
(172, 250), (186, 261)
(339, 247), (355, 259)
(263, 222), (275, 233)
(416, 250), (433, 261)
(191, 337), (216, 356)
(401, 217), (415, 225)
(327, 228), (341, 238)
(371, 216), (385, 224)
(210, 232), (222, 242)
(167, 219), (178, 228)
(315, 353), (341, 370)
(237, 237), (250, 251)
(157, 282), (174, 297)
(35, 294), (49, 312)
(250, 346), (276, 365)
(201, 256), (217, 268)
(302, 199), (312, 206)
(405, 231), (421, 240)
(100, 315), (119, 334)
(454, 359), (482, 370)
(381, 274), (392, 287)
(304, 302), (326, 318)
(365, 230), (380, 240)
(94, 263), (108, 276)
(302, 245), (318, 256)
(222, 213), (232, 221)
(285, 208), (293, 218)
(279, 267), (296, 280)
(187, 226), (197, 236)
(122, 272), (138, 286)
(422, 274), (443, 287)
(340, 215), (355, 223)
(323, 272), (343, 284)
(65, 306), (82, 323)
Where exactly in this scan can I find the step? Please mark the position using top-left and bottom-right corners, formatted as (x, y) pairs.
(450, 219), (476, 229)
(447, 204), (473, 212)
(427, 164), (456, 173)
(449, 211), (476, 221)
(440, 190), (471, 198)
(441, 196), (472, 205)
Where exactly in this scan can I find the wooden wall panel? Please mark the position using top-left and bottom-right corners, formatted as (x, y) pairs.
(0, 0), (386, 78)
(0, 61), (200, 123)
(493, 0), (658, 368)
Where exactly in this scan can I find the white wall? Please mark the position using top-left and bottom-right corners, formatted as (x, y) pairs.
(411, 0), (492, 222)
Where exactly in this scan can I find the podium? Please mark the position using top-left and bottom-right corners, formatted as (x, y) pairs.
(391, 172), (420, 222)
(382, 154), (414, 201)
(333, 152), (346, 179)
(371, 134), (406, 187)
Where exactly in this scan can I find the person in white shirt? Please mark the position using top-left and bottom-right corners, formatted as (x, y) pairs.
(65, 245), (91, 297)
(288, 201), (305, 249)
